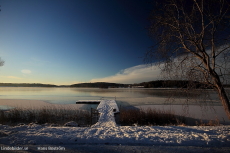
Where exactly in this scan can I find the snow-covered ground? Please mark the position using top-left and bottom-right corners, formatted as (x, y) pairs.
(0, 100), (230, 152)
(0, 124), (230, 147)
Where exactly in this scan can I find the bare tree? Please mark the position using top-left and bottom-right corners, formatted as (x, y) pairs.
(145, 0), (230, 119)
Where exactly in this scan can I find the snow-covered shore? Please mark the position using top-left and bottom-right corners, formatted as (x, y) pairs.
(0, 99), (230, 152)
(0, 124), (229, 147)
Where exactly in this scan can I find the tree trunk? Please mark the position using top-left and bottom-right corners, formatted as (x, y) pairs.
(212, 73), (230, 120)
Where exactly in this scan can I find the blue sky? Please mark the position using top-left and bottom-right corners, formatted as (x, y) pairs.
(0, 0), (160, 85)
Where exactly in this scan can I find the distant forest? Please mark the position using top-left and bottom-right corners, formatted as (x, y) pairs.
(0, 81), (229, 88)
(0, 83), (57, 87)
(132, 80), (213, 89)
(70, 82), (128, 88)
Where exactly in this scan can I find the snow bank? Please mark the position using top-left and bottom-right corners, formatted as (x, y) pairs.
(0, 124), (229, 146)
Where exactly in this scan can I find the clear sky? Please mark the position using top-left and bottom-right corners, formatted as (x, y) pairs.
(0, 0), (160, 85)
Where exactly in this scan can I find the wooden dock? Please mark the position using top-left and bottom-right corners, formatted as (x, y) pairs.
(76, 99), (119, 127)
(76, 100), (101, 104)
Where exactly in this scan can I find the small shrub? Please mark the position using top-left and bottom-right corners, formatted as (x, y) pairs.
(119, 107), (186, 126)
(0, 110), (6, 123)
(0, 107), (91, 126)
(196, 119), (220, 126)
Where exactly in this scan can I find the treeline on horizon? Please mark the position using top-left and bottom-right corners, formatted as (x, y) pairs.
(71, 80), (229, 89)
(70, 82), (128, 88)
(0, 81), (229, 88)
(0, 83), (57, 87)
(135, 80), (230, 88)
(133, 80), (212, 89)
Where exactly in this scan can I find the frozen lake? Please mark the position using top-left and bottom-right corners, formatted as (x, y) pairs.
(0, 87), (229, 124)
(0, 87), (226, 105)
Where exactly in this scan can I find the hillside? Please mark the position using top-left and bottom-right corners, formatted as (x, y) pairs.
(70, 82), (129, 88)
(0, 83), (57, 87)
(132, 80), (214, 89)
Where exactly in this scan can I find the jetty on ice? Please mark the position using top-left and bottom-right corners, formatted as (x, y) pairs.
(76, 100), (119, 127)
